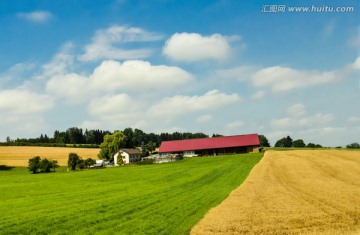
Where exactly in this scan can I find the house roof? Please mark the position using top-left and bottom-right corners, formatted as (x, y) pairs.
(159, 133), (260, 153)
(120, 148), (142, 155)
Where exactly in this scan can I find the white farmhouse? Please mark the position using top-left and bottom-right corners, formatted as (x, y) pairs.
(114, 148), (142, 165)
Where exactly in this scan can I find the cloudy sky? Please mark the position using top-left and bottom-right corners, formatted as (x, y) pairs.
(0, 0), (359, 146)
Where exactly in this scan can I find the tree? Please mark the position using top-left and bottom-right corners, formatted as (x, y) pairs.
(146, 141), (156, 154)
(307, 143), (322, 148)
(123, 127), (135, 148)
(39, 158), (52, 173)
(293, 139), (306, 148)
(28, 156), (41, 173)
(98, 131), (127, 160)
(51, 160), (59, 172)
(84, 158), (96, 168)
(275, 136), (293, 147)
(68, 153), (81, 170)
(258, 135), (270, 147)
(346, 142), (360, 149)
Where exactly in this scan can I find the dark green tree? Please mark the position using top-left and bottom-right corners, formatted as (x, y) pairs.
(39, 158), (52, 173)
(146, 141), (156, 154)
(293, 139), (306, 148)
(275, 136), (293, 147)
(28, 156), (41, 174)
(84, 158), (96, 168)
(123, 127), (135, 148)
(51, 160), (59, 172)
(346, 142), (360, 149)
(68, 153), (81, 170)
(258, 135), (270, 147)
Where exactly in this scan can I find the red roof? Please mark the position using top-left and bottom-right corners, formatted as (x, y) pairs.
(159, 133), (260, 153)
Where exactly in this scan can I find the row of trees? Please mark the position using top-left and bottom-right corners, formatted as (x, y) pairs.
(67, 153), (97, 170)
(5, 127), (209, 148)
(346, 142), (360, 149)
(28, 157), (59, 173)
(274, 136), (322, 148)
(28, 153), (98, 173)
(7, 128), (110, 146)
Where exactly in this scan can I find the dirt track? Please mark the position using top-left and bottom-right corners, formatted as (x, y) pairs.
(191, 150), (360, 234)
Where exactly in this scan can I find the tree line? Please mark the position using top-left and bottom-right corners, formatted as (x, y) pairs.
(3, 127), (209, 148)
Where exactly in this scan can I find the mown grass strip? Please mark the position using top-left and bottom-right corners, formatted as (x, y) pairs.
(0, 153), (262, 234)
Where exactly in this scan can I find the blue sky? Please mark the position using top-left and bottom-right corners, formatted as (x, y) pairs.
(0, 0), (359, 146)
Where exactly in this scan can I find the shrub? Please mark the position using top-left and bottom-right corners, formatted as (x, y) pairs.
(136, 159), (155, 165)
(28, 156), (41, 174)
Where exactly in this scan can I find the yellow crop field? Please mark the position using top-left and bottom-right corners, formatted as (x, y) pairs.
(191, 150), (360, 234)
(0, 146), (100, 167)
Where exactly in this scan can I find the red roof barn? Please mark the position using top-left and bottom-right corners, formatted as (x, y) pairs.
(159, 133), (260, 156)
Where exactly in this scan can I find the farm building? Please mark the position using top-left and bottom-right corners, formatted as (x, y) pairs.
(114, 148), (142, 165)
(159, 133), (260, 157)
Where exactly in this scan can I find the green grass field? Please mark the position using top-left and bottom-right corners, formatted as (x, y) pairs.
(0, 153), (262, 235)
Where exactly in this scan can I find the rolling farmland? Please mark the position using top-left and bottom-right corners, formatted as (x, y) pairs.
(191, 150), (360, 234)
(0, 153), (262, 234)
(0, 146), (100, 167)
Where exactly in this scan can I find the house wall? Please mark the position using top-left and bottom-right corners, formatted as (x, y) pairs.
(114, 151), (141, 165)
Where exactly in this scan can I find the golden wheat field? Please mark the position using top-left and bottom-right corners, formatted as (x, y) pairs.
(191, 150), (360, 235)
(0, 146), (100, 167)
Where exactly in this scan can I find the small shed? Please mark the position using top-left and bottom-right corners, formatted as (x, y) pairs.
(114, 148), (142, 165)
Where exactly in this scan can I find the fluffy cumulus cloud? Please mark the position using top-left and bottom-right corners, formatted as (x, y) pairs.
(0, 87), (52, 138)
(46, 73), (88, 102)
(252, 66), (337, 93)
(17, 11), (53, 23)
(163, 33), (233, 62)
(79, 25), (163, 61)
(88, 60), (193, 92)
(46, 60), (193, 101)
(271, 103), (334, 131)
(149, 90), (241, 118)
(0, 89), (53, 116)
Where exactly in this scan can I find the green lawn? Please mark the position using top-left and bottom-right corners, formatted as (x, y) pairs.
(0, 153), (262, 235)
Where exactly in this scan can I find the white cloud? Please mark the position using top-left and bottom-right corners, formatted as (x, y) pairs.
(0, 89), (54, 138)
(38, 42), (75, 79)
(85, 93), (146, 130)
(226, 121), (244, 130)
(196, 114), (212, 123)
(271, 113), (333, 130)
(149, 90), (241, 118)
(46, 73), (88, 102)
(163, 33), (234, 62)
(88, 60), (193, 92)
(46, 60), (193, 101)
(251, 90), (265, 100)
(79, 25), (163, 61)
(252, 66), (337, 93)
(271, 104), (334, 130)
(349, 26), (360, 47)
(17, 11), (53, 23)
(348, 116), (360, 123)
(215, 66), (256, 82)
(0, 89), (53, 117)
(286, 103), (306, 117)
(352, 56), (360, 70)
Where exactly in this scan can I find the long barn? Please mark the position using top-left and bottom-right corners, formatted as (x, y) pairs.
(159, 133), (260, 157)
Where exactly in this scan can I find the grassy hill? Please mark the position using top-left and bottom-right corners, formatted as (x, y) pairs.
(0, 153), (262, 234)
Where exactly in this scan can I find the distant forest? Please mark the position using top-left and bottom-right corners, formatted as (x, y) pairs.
(2, 127), (213, 148)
